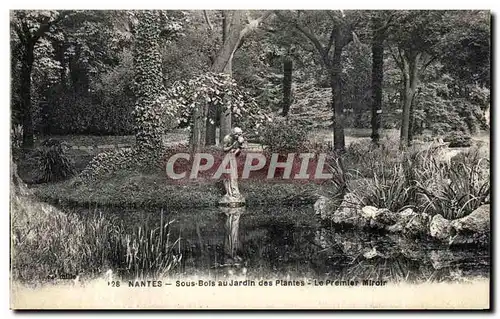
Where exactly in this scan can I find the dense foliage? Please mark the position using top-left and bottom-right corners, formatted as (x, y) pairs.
(11, 10), (490, 146)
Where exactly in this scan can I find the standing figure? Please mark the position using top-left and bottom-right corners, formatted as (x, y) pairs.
(220, 127), (246, 206)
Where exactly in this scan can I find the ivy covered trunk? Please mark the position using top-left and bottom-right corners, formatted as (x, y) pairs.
(133, 10), (165, 153)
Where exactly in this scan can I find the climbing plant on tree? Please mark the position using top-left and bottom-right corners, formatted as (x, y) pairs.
(80, 10), (180, 182)
(164, 72), (269, 151)
(133, 10), (168, 153)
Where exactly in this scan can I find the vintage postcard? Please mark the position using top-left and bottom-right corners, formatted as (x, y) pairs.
(9, 9), (491, 309)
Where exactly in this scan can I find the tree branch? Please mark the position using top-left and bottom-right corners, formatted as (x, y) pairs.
(203, 10), (214, 31)
(421, 53), (437, 72)
(32, 16), (51, 43)
(389, 46), (404, 72)
(240, 11), (273, 39)
(373, 13), (395, 33)
(326, 28), (336, 56)
(275, 11), (329, 65)
(32, 12), (69, 43)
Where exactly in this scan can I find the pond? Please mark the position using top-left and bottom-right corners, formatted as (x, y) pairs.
(75, 205), (490, 284)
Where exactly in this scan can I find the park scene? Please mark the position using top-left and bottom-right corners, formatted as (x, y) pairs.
(10, 10), (490, 289)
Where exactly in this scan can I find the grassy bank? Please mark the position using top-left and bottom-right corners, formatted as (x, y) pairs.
(33, 169), (329, 208)
(11, 179), (182, 283)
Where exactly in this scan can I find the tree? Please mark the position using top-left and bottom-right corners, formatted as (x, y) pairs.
(281, 51), (293, 116)
(133, 10), (166, 152)
(276, 10), (361, 152)
(370, 11), (393, 145)
(192, 10), (272, 150)
(388, 11), (452, 149)
(10, 10), (67, 147)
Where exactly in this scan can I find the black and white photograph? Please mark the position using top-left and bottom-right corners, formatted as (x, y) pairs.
(8, 8), (491, 309)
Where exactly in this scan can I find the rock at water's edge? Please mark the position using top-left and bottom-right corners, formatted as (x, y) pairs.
(449, 205), (490, 245)
(429, 214), (452, 241)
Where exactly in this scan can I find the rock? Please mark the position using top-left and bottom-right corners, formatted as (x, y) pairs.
(429, 214), (452, 241)
(330, 193), (368, 227)
(314, 196), (329, 218)
(385, 208), (430, 237)
(370, 208), (398, 230)
(363, 247), (380, 259)
(405, 212), (431, 237)
(361, 206), (378, 219)
(449, 205), (490, 245)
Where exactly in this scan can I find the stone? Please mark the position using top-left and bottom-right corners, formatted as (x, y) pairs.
(449, 205), (490, 246)
(429, 250), (456, 270)
(361, 206), (378, 219)
(314, 196), (329, 218)
(363, 247), (379, 259)
(98, 144), (115, 149)
(429, 214), (452, 241)
(385, 208), (430, 237)
(404, 212), (431, 237)
(329, 193), (368, 227)
(371, 208), (398, 230)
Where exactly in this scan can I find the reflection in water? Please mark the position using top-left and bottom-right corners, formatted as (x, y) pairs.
(220, 207), (244, 266)
(73, 206), (490, 283)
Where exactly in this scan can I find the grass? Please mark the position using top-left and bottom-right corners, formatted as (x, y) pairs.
(32, 128), (189, 148)
(33, 167), (328, 208)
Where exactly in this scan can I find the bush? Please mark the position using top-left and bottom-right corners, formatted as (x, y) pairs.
(444, 132), (472, 148)
(260, 118), (308, 154)
(33, 139), (75, 183)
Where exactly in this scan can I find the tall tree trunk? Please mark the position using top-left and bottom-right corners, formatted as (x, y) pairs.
(399, 52), (420, 149)
(210, 11), (246, 73)
(20, 42), (34, 148)
(133, 11), (165, 153)
(219, 59), (233, 143)
(194, 11), (270, 149)
(371, 16), (384, 145)
(408, 90), (418, 144)
(199, 11), (243, 148)
(331, 40), (346, 153)
(205, 104), (217, 145)
(192, 103), (208, 153)
(219, 11), (233, 144)
(281, 56), (293, 116)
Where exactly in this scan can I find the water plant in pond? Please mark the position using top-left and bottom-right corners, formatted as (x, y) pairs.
(11, 189), (182, 283)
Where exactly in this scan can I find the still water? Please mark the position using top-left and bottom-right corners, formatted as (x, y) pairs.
(77, 205), (490, 283)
